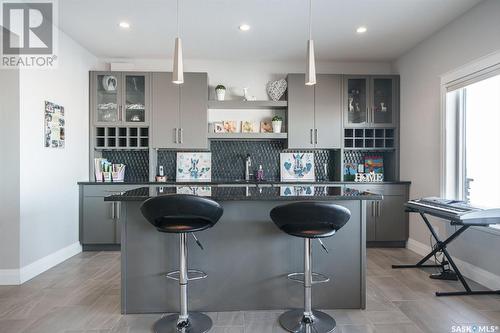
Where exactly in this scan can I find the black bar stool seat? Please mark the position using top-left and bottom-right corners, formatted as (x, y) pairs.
(140, 194), (223, 333)
(270, 201), (351, 333)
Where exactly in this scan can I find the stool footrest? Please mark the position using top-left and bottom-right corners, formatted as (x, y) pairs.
(166, 269), (208, 281)
(287, 272), (330, 284)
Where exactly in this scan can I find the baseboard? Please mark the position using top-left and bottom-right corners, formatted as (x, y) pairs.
(407, 238), (500, 291)
(0, 242), (82, 285)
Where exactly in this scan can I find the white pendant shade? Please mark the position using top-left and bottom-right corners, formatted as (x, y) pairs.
(172, 37), (184, 84)
(305, 39), (316, 86)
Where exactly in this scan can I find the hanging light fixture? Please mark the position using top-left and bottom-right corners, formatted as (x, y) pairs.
(172, 0), (184, 84)
(305, 0), (316, 86)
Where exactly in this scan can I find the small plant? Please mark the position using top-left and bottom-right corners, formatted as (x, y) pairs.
(272, 115), (283, 122)
(215, 85), (226, 90)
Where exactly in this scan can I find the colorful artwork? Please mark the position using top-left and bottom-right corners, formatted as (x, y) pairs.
(176, 186), (212, 196)
(280, 152), (315, 182)
(343, 162), (358, 181)
(364, 155), (384, 176)
(280, 185), (315, 196)
(260, 120), (273, 133)
(241, 121), (257, 133)
(176, 152), (212, 182)
(44, 101), (65, 148)
(223, 121), (238, 133)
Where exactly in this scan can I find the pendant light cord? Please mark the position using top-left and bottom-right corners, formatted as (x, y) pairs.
(308, 0), (312, 40)
(176, 0), (180, 38)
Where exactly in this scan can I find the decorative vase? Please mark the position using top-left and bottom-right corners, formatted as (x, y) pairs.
(216, 89), (225, 101)
(272, 120), (282, 133)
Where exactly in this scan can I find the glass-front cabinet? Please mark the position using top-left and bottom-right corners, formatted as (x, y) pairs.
(92, 72), (150, 125)
(346, 77), (369, 125)
(344, 75), (398, 127)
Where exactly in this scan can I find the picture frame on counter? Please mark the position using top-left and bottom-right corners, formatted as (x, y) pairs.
(176, 152), (212, 182)
(280, 152), (315, 182)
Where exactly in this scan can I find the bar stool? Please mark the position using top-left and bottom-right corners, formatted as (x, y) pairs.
(270, 202), (351, 333)
(140, 194), (223, 333)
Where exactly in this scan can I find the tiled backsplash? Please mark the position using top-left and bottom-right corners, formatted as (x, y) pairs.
(156, 141), (340, 181)
(101, 150), (149, 182)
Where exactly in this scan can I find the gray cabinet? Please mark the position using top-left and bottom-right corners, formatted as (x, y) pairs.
(350, 184), (409, 246)
(344, 75), (398, 128)
(82, 197), (119, 244)
(287, 74), (342, 149)
(91, 71), (150, 126)
(79, 185), (139, 249)
(151, 72), (208, 149)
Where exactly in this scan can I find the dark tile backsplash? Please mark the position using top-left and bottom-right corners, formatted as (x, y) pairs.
(101, 150), (149, 182)
(156, 141), (340, 181)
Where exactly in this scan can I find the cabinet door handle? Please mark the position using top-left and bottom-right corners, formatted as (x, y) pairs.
(174, 128), (178, 143)
(371, 201), (375, 217)
(110, 202), (115, 219)
(179, 128), (183, 144)
(115, 202), (121, 220)
(118, 105), (122, 121)
(310, 129), (313, 145)
(315, 129), (318, 144)
(377, 201), (381, 217)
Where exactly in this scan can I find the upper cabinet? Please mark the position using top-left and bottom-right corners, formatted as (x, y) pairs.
(344, 75), (398, 127)
(287, 74), (342, 149)
(151, 72), (208, 149)
(91, 71), (150, 126)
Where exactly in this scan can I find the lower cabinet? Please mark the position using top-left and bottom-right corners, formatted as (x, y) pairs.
(353, 184), (409, 247)
(82, 198), (121, 244)
(79, 185), (139, 250)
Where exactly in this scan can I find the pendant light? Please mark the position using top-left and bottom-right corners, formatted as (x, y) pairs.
(172, 0), (184, 84)
(305, 0), (316, 86)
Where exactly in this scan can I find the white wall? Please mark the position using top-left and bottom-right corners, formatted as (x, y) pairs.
(17, 30), (104, 269)
(0, 65), (20, 273)
(106, 58), (394, 100)
(393, 0), (500, 279)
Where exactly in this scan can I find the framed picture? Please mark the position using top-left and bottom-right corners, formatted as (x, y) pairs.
(260, 120), (273, 133)
(176, 152), (212, 182)
(280, 152), (315, 182)
(214, 122), (225, 133)
(364, 155), (384, 176)
(44, 101), (65, 148)
(241, 121), (257, 133)
(223, 121), (238, 133)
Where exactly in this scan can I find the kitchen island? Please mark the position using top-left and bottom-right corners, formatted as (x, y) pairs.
(106, 184), (381, 314)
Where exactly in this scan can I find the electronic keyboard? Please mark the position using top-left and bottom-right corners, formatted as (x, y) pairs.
(406, 197), (500, 226)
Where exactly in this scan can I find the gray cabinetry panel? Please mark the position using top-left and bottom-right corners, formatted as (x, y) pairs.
(366, 201), (377, 242)
(287, 74), (315, 149)
(375, 195), (407, 241)
(82, 197), (117, 244)
(151, 72), (180, 148)
(315, 74), (342, 149)
(179, 73), (208, 149)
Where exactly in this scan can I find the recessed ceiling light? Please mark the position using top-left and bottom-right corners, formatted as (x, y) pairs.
(239, 24), (251, 31)
(119, 21), (130, 29)
(356, 26), (367, 34)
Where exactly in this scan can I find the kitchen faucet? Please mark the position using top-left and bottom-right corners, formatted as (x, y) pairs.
(245, 154), (253, 181)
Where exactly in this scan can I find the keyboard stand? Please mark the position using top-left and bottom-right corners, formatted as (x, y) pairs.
(392, 210), (500, 297)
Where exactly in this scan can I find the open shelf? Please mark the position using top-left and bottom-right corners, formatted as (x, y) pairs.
(208, 100), (287, 109)
(344, 128), (396, 149)
(207, 132), (288, 140)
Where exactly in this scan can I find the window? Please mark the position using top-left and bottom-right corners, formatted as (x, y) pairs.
(445, 72), (500, 230)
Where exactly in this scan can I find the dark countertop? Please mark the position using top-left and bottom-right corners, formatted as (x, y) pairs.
(104, 185), (383, 202)
(78, 180), (411, 186)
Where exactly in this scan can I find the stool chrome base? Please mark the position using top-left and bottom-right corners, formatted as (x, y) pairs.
(153, 312), (212, 333)
(279, 309), (336, 333)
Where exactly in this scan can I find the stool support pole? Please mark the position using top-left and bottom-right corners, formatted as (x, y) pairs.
(304, 238), (313, 320)
(178, 233), (188, 324)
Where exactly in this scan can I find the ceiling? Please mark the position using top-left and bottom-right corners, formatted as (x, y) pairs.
(58, 0), (482, 62)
